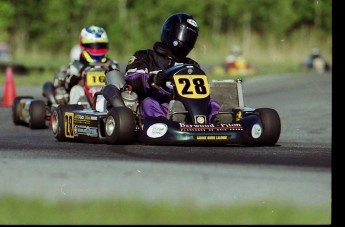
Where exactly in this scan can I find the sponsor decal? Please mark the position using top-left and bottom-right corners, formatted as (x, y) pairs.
(74, 125), (78, 137)
(187, 19), (198, 27)
(89, 86), (103, 96)
(179, 123), (243, 132)
(251, 124), (262, 138)
(235, 111), (242, 121)
(74, 114), (91, 124)
(196, 135), (228, 140)
(147, 123), (168, 138)
(75, 125), (98, 137)
(128, 56), (136, 64)
(195, 115), (206, 124)
(91, 116), (98, 120)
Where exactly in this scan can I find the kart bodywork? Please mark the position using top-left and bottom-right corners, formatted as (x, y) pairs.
(12, 96), (50, 129)
(52, 64), (281, 146)
(12, 64), (114, 129)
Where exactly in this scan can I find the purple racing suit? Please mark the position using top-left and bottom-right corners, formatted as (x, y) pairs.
(124, 42), (220, 122)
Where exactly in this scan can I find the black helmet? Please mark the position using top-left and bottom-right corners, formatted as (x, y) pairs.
(160, 13), (199, 59)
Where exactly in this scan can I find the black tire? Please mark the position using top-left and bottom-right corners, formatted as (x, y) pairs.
(254, 108), (281, 146)
(29, 100), (47, 129)
(52, 104), (84, 142)
(12, 96), (34, 125)
(105, 107), (136, 145)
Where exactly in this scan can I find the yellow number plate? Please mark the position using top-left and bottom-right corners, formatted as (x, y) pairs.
(173, 75), (210, 99)
(64, 112), (74, 138)
(86, 71), (106, 86)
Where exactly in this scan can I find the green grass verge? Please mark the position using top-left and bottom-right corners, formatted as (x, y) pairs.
(0, 195), (331, 224)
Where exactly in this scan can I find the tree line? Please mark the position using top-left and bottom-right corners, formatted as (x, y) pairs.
(0, 0), (332, 61)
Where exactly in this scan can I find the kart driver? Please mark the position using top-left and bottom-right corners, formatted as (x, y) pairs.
(123, 13), (220, 122)
(45, 25), (121, 105)
(304, 47), (330, 73)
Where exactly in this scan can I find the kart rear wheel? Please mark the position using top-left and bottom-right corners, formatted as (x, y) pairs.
(254, 108), (281, 146)
(105, 107), (135, 145)
(52, 104), (84, 141)
(29, 100), (47, 129)
(12, 96), (34, 125)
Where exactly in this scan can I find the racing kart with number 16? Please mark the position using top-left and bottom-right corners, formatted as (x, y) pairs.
(12, 62), (112, 129)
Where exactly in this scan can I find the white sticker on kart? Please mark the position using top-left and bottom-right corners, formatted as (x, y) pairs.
(251, 124), (262, 139)
(147, 123), (168, 138)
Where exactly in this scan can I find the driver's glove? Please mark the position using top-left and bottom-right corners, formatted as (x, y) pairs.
(149, 71), (166, 86)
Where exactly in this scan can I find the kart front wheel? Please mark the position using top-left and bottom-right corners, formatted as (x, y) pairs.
(254, 108), (281, 146)
(29, 100), (47, 129)
(105, 107), (135, 145)
(12, 96), (34, 125)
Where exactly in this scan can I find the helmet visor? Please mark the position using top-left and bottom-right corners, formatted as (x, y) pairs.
(83, 42), (108, 56)
(83, 42), (108, 50)
(176, 24), (198, 49)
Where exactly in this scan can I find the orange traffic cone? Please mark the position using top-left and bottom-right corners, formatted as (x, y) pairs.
(1, 66), (17, 107)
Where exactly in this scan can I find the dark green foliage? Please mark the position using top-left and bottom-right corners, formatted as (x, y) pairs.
(0, 0), (332, 58)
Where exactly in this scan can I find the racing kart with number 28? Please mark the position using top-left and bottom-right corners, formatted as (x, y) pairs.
(12, 63), (110, 129)
(52, 64), (281, 146)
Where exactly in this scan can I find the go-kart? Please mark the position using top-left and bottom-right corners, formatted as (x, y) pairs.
(12, 96), (51, 129)
(225, 57), (255, 77)
(12, 63), (113, 129)
(311, 57), (330, 74)
(51, 64), (281, 146)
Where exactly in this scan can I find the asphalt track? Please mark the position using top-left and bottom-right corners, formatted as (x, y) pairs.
(0, 73), (332, 209)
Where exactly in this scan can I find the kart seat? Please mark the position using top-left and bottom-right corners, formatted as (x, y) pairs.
(210, 80), (241, 123)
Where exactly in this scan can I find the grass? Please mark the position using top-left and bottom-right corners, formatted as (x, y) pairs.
(0, 68), (54, 86)
(0, 30), (332, 86)
(0, 195), (331, 225)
